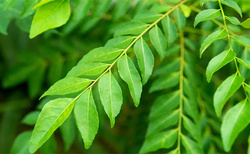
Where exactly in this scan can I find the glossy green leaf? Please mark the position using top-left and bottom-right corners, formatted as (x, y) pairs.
(72, 0), (93, 21)
(161, 16), (178, 46)
(225, 16), (240, 25)
(114, 22), (148, 37)
(149, 26), (167, 60)
(241, 18), (250, 28)
(67, 63), (110, 77)
(98, 71), (123, 127)
(200, 29), (228, 58)
(11, 131), (32, 154)
(134, 38), (154, 84)
(149, 72), (179, 92)
(41, 77), (92, 98)
(105, 36), (135, 49)
(206, 50), (236, 82)
(30, 0), (71, 38)
(232, 36), (250, 48)
(183, 116), (201, 142)
(221, 0), (242, 17)
(182, 135), (204, 154)
(117, 55), (142, 107)
(173, 9), (186, 30)
(237, 58), (250, 69)
(214, 74), (245, 117)
(221, 100), (250, 152)
(29, 98), (75, 153)
(140, 130), (178, 154)
(194, 9), (221, 27)
(74, 89), (99, 149)
(22, 111), (40, 126)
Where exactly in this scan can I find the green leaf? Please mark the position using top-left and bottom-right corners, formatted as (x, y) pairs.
(194, 9), (221, 27)
(214, 74), (245, 117)
(221, 100), (250, 152)
(206, 50), (236, 82)
(221, 0), (242, 17)
(225, 16), (240, 25)
(183, 97), (199, 124)
(173, 9), (186, 30)
(149, 26), (167, 60)
(182, 135), (204, 154)
(134, 38), (154, 84)
(237, 58), (250, 69)
(41, 77), (92, 98)
(67, 63), (110, 77)
(232, 36), (250, 48)
(72, 0), (93, 21)
(29, 98), (76, 153)
(22, 111), (40, 126)
(74, 89), (99, 149)
(183, 116), (201, 142)
(153, 58), (180, 76)
(98, 71), (123, 128)
(92, 0), (111, 17)
(200, 0), (217, 6)
(149, 72), (180, 92)
(140, 130), (178, 154)
(248, 136), (250, 154)
(39, 135), (56, 154)
(112, 0), (130, 19)
(133, 11), (161, 23)
(200, 29), (228, 58)
(33, 0), (55, 9)
(114, 22), (148, 37)
(105, 36), (135, 49)
(180, 4), (191, 18)
(11, 131), (32, 154)
(161, 16), (178, 46)
(117, 55), (142, 107)
(30, 0), (71, 38)
(21, 0), (39, 18)
(241, 18), (250, 28)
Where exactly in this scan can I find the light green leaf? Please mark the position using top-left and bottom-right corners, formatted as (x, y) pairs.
(200, 0), (217, 6)
(114, 22), (148, 37)
(41, 77), (92, 98)
(183, 116), (201, 142)
(133, 11), (161, 23)
(237, 58), (250, 69)
(33, 0), (55, 9)
(22, 111), (40, 126)
(72, 0), (93, 21)
(67, 63), (110, 77)
(11, 131), (32, 154)
(182, 135), (204, 154)
(117, 55), (142, 107)
(30, 0), (71, 38)
(221, 0), (242, 17)
(29, 98), (75, 153)
(105, 36), (135, 49)
(194, 9), (221, 27)
(161, 16), (178, 46)
(241, 18), (250, 28)
(134, 38), (154, 84)
(225, 16), (240, 25)
(214, 74), (245, 117)
(149, 72), (180, 93)
(221, 100), (250, 152)
(74, 89), (99, 149)
(173, 9), (186, 30)
(149, 26), (167, 60)
(232, 36), (250, 48)
(200, 29), (228, 58)
(98, 71), (123, 128)
(180, 4), (191, 17)
(206, 50), (236, 82)
(140, 130), (178, 154)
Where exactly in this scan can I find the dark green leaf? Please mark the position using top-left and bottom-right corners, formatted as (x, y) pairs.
(194, 9), (221, 27)
(225, 16), (240, 25)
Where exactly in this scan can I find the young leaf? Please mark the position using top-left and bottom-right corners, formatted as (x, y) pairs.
(173, 9), (186, 30)
(22, 111), (40, 126)
(206, 50), (236, 82)
(29, 98), (76, 153)
(140, 130), (178, 154)
(134, 38), (154, 84)
(114, 22), (148, 37)
(221, 0), (242, 17)
(41, 77), (92, 98)
(241, 18), (250, 28)
(231, 36), (250, 48)
(221, 100), (250, 152)
(213, 74), (245, 117)
(248, 136), (250, 154)
(182, 135), (204, 154)
(74, 89), (99, 149)
(11, 131), (32, 154)
(117, 55), (142, 107)
(194, 9), (221, 27)
(98, 71), (123, 128)
(225, 16), (240, 25)
(200, 29), (228, 58)
(149, 26), (167, 60)
(30, 0), (71, 38)
(161, 16), (178, 46)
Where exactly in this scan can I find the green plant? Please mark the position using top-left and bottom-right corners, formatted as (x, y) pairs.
(1, 0), (250, 153)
